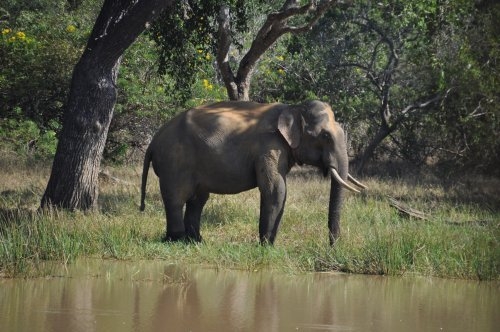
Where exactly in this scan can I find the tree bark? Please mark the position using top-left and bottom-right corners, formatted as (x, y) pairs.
(41, 0), (175, 210)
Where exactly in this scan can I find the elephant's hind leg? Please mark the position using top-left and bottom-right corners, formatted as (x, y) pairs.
(184, 192), (209, 242)
(163, 202), (186, 241)
(159, 180), (187, 242)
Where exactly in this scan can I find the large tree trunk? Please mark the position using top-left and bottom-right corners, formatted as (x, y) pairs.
(41, 0), (175, 210)
(41, 58), (120, 210)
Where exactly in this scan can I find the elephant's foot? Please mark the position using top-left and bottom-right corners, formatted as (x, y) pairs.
(163, 231), (186, 242)
(163, 231), (203, 243)
(259, 234), (276, 246)
(186, 233), (203, 243)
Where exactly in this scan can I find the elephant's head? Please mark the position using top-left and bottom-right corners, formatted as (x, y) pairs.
(278, 100), (366, 244)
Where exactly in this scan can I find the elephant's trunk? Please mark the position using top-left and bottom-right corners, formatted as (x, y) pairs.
(328, 177), (344, 245)
(328, 153), (349, 246)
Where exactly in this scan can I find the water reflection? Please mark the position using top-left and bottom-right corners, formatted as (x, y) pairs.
(1, 260), (498, 332)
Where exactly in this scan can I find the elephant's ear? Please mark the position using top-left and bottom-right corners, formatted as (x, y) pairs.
(278, 108), (301, 149)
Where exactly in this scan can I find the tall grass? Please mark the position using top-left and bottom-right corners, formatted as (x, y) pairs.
(1, 157), (499, 279)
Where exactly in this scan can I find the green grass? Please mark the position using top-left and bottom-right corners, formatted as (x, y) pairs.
(1, 156), (499, 280)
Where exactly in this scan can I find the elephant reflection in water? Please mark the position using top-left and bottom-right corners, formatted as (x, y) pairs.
(151, 270), (278, 331)
(150, 269), (339, 331)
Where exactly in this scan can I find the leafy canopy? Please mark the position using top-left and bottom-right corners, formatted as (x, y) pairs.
(149, 0), (276, 102)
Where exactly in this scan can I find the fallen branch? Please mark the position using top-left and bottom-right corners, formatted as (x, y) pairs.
(387, 196), (428, 220)
(99, 170), (133, 186)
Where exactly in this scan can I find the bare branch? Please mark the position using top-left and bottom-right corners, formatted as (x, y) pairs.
(467, 98), (489, 118)
(390, 88), (452, 130)
(400, 88), (452, 116)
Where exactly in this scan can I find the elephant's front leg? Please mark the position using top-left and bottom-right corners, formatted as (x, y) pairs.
(257, 158), (288, 244)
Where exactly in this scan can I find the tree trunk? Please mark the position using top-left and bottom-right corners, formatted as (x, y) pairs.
(41, 0), (175, 210)
(351, 123), (393, 174)
(41, 58), (120, 210)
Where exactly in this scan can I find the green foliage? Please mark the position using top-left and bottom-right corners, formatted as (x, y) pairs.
(274, 0), (500, 175)
(0, 0), (235, 163)
(0, 1), (99, 123)
(149, 0), (275, 102)
(250, 45), (302, 102)
(0, 0), (101, 157)
(430, 4), (500, 174)
(150, 0), (223, 102)
(1, 0), (498, 173)
(0, 107), (58, 158)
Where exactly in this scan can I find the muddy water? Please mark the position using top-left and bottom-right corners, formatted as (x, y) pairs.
(1, 260), (498, 332)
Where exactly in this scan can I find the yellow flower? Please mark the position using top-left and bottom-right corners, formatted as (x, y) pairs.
(66, 25), (77, 33)
(205, 53), (211, 61)
(197, 49), (203, 54)
(277, 68), (285, 75)
(202, 79), (214, 91)
(2, 28), (11, 35)
(8, 36), (16, 42)
(276, 55), (285, 61)
(16, 31), (26, 40)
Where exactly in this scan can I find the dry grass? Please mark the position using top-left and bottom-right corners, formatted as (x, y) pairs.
(1, 155), (499, 279)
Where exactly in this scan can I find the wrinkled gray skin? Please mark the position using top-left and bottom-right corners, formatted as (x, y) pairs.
(141, 100), (354, 245)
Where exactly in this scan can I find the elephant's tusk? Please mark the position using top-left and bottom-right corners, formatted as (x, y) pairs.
(348, 174), (367, 189)
(330, 168), (361, 193)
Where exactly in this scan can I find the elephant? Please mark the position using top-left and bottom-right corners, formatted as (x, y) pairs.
(140, 100), (366, 245)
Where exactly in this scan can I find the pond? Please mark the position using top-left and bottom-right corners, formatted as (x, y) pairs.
(1, 260), (498, 332)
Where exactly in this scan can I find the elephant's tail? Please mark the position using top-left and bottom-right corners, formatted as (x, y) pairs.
(140, 145), (152, 211)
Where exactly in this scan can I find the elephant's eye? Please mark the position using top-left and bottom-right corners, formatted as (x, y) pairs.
(320, 131), (332, 142)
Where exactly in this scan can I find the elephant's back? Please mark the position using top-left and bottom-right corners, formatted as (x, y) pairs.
(185, 101), (282, 138)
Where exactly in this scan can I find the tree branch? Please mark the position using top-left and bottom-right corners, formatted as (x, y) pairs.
(217, 0), (344, 100)
(87, 0), (174, 69)
(338, 62), (382, 91)
(216, 5), (238, 100)
(283, 0), (343, 33)
(390, 88), (452, 130)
